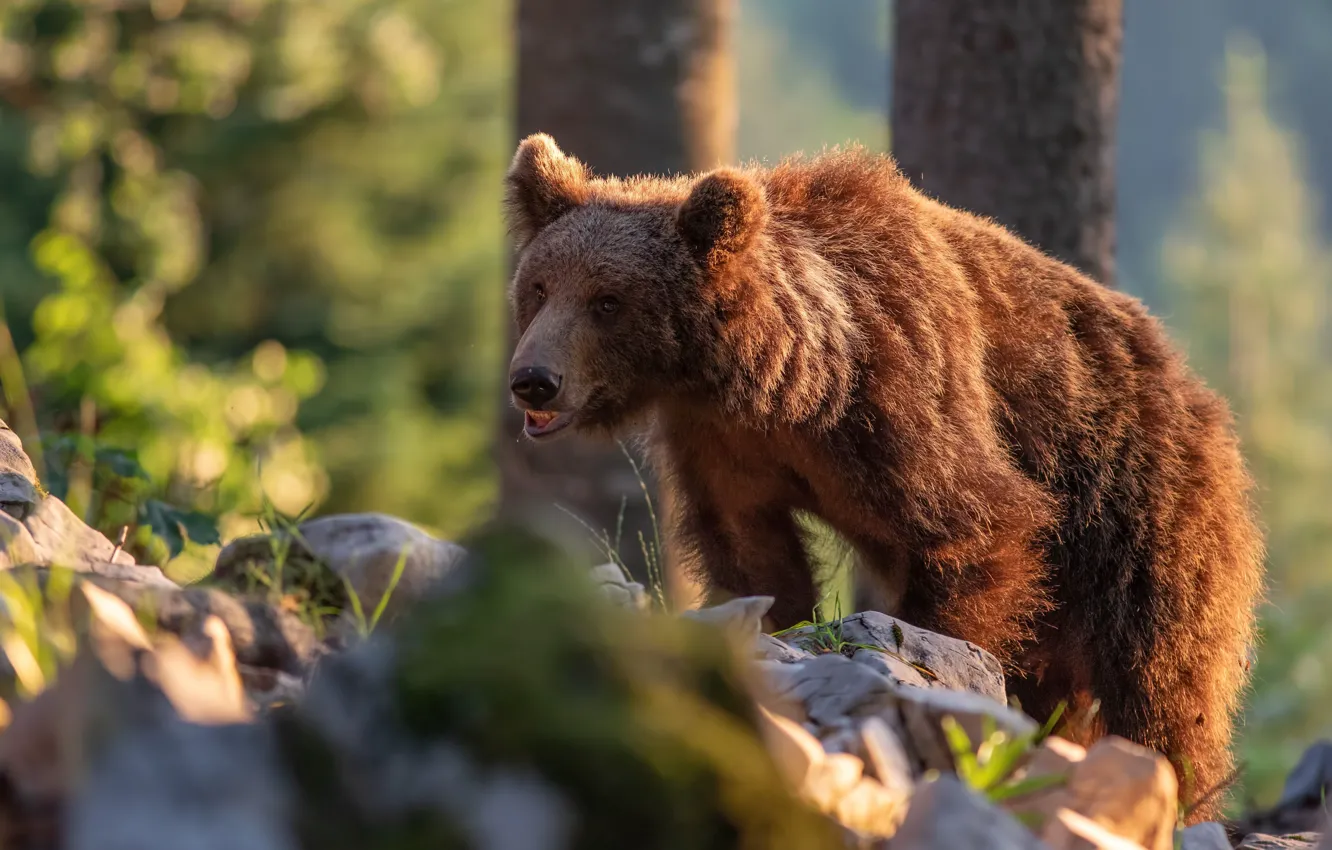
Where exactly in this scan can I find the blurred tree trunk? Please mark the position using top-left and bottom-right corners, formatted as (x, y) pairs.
(891, 0), (1124, 286)
(501, 0), (735, 605)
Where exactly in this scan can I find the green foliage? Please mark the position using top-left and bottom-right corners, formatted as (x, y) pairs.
(40, 434), (219, 564)
(936, 702), (1068, 820)
(383, 522), (845, 850)
(0, 566), (77, 700)
(0, 0), (505, 571)
(1162, 35), (1332, 807)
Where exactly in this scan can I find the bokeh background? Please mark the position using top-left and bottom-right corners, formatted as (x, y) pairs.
(1, 0), (1329, 810)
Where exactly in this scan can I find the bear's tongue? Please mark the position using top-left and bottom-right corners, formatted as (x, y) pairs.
(526, 410), (558, 428)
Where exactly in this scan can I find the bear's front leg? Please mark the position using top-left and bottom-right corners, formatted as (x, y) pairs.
(663, 485), (819, 629)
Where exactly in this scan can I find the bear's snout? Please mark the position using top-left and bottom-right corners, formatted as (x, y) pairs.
(509, 366), (562, 407)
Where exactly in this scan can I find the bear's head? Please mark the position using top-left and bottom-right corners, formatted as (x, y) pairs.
(504, 133), (767, 441)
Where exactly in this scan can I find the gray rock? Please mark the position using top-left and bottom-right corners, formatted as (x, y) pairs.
(67, 717), (296, 850)
(888, 775), (1047, 849)
(756, 632), (815, 663)
(1279, 741), (1332, 809)
(0, 419), (39, 521)
(0, 510), (40, 567)
(216, 513), (467, 623)
(780, 611), (1006, 702)
(1180, 822), (1232, 850)
(24, 494), (139, 568)
(682, 595), (774, 639)
(78, 578), (324, 675)
(763, 654), (898, 725)
(892, 686), (1039, 773)
(589, 562), (649, 610)
(1250, 838), (1314, 850)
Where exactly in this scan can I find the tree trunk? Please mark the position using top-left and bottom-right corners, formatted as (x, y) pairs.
(891, 0), (1124, 286)
(501, 0), (735, 604)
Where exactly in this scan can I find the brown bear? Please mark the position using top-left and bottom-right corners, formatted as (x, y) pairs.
(502, 133), (1265, 817)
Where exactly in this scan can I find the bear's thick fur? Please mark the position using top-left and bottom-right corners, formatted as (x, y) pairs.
(503, 134), (1264, 816)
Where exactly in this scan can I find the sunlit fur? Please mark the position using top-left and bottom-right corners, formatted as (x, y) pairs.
(505, 134), (1265, 819)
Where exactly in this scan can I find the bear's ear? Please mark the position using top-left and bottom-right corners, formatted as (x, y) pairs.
(676, 169), (767, 273)
(505, 134), (592, 248)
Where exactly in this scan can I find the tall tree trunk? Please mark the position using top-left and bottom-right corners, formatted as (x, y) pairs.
(501, 0), (735, 604)
(891, 0), (1124, 286)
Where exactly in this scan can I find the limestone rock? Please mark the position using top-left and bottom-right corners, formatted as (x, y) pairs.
(588, 562), (650, 610)
(1003, 737), (1086, 827)
(1044, 808), (1149, 850)
(24, 495), (138, 569)
(892, 685), (1039, 772)
(889, 775), (1047, 849)
(215, 513), (467, 624)
(0, 420), (38, 522)
(1279, 741), (1332, 810)
(756, 632), (815, 663)
(859, 715), (917, 798)
(764, 653), (898, 726)
(777, 611), (1006, 702)
(1179, 822), (1232, 850)
(1237, 836), (1320, 850)
(1064, 737), (1178, 850)
(682, 595), (774, 640)
(757, 705), (825, 790)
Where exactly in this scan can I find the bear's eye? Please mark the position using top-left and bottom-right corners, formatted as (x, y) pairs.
(597, 296), (620, 315)
(533, 283), (546, 302)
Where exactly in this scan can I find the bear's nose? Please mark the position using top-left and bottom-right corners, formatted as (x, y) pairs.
(510, 366), (561, 406)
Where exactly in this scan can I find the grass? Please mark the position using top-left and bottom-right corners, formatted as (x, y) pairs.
(556, 440), (669, 612)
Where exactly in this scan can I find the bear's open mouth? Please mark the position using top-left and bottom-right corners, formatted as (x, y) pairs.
(524, 409), (572, 439)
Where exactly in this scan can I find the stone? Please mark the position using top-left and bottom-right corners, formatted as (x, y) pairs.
(765, 653), (898, 726)
(888, 775), (1047, 850)
(588, 562), (650, 610)
(892, 685), (1039, 772)
(215, 512), (467, 624)
(805, 752), (865, 811)
(0, 420), (39, 522)
(1064, 737), (1178, 850)
(1179, 822), (1232, 850)
(682, 595), (774, 641)
(0, 511), (40, 568)
(1003, 737), (1086, 827)
(1278, 741), (1332, 810)
(24, 494), (138, 569)
(757, 704), (826, 790)
(756, 632), (815, 663)
(1237, 836), (1320, 850)
(1044, 808), (1149, 850)
(66, 718), (296, 850)
(778, 611), (1007, 702)
(859, 715), (916, 798)
(835, 775), (911, 838)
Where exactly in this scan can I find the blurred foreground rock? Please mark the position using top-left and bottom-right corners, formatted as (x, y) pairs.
(0, 424), (1322, 850)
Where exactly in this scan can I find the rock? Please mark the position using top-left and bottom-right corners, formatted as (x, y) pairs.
(765, 653), (898, 725)
(24, 494), (138, 568)
(778, 611), (1007, 702)
(859, 715), (917, 797)
(805, 752), (865, 811)
(0, 512), (40, 568)
(835, 775), (912, 838)
(757, 704), (826, 790)
(1044, 808), (1149, 849)
(1064, 737), (1178, 850)
(81, 579), (325, 675)
(888, 775), (1047, 849)
(0, 420), (39, 522)
(1002, 737), (1086, 828)
(892, 685), (1039, 772)
(682, 595), (774, 640)
(1179, 822), (1232, 850)
(66, 718), (295, 850)
(1278, 741), (1332, 810)
(1237, 836), (1320, 850)
(588, 562), (650, 610)
(215, 512), (467, 624)
(756, 632), (816, 663)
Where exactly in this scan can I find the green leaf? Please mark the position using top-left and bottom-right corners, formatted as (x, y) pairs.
(141, 500), (221, 558)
